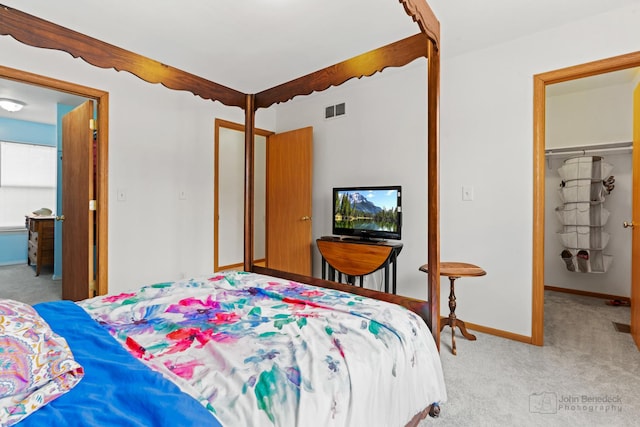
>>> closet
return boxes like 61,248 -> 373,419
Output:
544,69 -> 636,299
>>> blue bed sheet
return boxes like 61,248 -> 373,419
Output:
20,300 -> 222,427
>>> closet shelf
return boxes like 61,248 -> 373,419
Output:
560,251 -> 613,274
559,200 -> 604,205
560,246 -> 610,251
561,178 -> 611,183
559,230 -> 610,251
545,141 -> 632,158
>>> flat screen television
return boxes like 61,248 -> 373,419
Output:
332,185 -> 402,241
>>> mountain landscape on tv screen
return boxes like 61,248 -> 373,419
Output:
334,191 -> 398,233
346,192 -> 382,215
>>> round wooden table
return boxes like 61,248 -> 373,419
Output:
419,262 -> 486,355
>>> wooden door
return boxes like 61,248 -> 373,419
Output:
266,127 -> 313,276
632,82 -> 640,349
61,100 -> 94,301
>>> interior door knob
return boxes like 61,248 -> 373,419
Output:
55,215 -> 65,222
623,221 -> 635,228
301,216 -> 311,221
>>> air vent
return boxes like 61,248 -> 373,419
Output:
324,102 -> 346,120
325,105 -> 335,119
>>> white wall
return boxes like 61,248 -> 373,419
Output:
545,82 -> 633,297
274,60 -> 430,300
435,3 -> 640,336
0,35 -> 276,293
546,83 -> 633,148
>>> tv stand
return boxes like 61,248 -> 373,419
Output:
341,236 -> 385,243
316,236 -> 403,294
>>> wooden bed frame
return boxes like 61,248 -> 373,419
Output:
0,1 -> 442,347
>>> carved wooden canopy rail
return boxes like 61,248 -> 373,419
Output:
0,0 -> 441,345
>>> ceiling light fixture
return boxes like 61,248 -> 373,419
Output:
0,98 -> 27,112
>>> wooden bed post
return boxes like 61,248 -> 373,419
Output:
243,94 -> 256,272
427,39 -> 441,349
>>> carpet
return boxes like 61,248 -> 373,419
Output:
423,290 -> 639,427
0,263 -> 61,305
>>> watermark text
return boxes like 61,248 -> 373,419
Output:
530,392 -> 623,414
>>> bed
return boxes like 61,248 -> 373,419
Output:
2,271 -> 446,426
1,1 -> 445,425
0,2 -> 443,342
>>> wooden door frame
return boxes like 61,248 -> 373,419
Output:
0,65 -> 109,296
214,118 -> 272,271
532,51 -> 640,345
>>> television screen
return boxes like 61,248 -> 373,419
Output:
332,186 -> 402,240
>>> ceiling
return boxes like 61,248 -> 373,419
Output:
1,0 -> 640,124
430,0 -> 640,58
0,80 -> 87,124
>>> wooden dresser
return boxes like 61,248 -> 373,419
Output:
26,215 -> 55,276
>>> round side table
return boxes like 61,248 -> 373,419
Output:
419,262 -> 486,355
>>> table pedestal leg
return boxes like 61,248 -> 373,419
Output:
439,276 -> 476,355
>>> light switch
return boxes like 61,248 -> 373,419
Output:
462,185 -> 474,201
179,190 -> 187,200
117,189 -> 126,201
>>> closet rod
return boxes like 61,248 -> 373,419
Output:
545,144 -> 632,158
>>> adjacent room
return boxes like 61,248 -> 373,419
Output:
1,0 -> 639,426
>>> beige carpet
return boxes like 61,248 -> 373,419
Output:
0,263 -> 61,305
422,290 -> 638,427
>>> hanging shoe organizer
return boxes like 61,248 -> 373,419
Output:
555,156 -> 614,273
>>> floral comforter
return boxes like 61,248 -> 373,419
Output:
78,271 -> 447,427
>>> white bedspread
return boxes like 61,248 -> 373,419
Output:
79,271 -> 447,426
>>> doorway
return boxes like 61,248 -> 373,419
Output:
214,120 -> 313,276
0,64 -> 109,297
214,119 -> 271,271
532,51 -> 640,348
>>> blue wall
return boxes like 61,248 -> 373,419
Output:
0,116 -> 56,266
0,116 -> 55,145
0,230 -> 28,266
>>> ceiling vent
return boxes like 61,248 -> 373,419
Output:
325,102 -> 346,120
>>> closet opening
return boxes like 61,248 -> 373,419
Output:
532,52 -> 640,350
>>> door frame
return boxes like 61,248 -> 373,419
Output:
532,51 -> 640,345
0,65 -> 109,295
214,118 -> 272,271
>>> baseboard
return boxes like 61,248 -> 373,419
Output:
0,261 -> 27,267
461,321 -> 533,344
215,259 -> 266,272
544,285 -> 630,303
448,286 -> 631,347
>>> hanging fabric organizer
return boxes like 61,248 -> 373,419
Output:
555,156 -> 615,273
